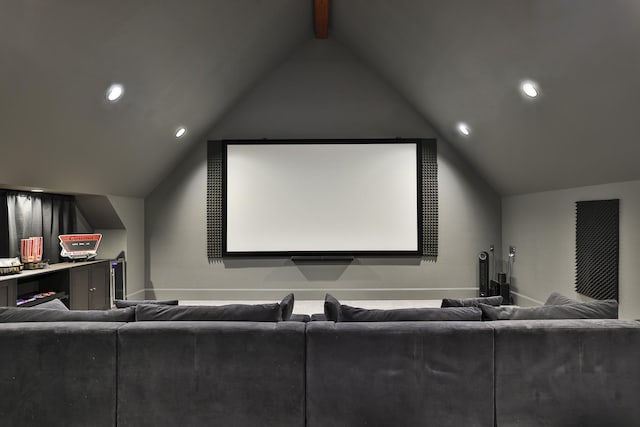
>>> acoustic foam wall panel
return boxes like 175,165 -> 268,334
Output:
575,199 -> 619,301
207,143 -> 224,260
421,140 -> 438,258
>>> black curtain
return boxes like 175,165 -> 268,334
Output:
5,191 -> 77,264
0,191 -> 8,257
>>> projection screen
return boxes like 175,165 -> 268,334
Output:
224,141 -> 421,256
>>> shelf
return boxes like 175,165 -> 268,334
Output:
17,291 -> 68,307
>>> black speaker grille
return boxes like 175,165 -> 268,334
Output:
575,199 -> 619,301
421,140 -> 438,258
207,143 -> 224,260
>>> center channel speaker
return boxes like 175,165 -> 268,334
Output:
478,251 -> 489,297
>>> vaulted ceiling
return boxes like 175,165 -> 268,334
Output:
2,0 -> 639,197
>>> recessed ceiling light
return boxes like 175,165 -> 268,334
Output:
520,80 -> 539,98
106,83 -> 124,102
31,189 -> 44,193
175,127 -> 187,138
457,122 -> 471,136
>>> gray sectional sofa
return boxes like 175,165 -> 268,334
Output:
1,306 -> 639,427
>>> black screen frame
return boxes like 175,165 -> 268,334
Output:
221,138 -> 425,258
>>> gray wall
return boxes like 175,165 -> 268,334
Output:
144,39 -> 501,301
107,195 -> 145,299
502,180 -> 640,319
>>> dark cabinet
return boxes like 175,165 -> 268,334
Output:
69,261 -> 110,310
0,260 -> 110,309
0,279 -> 17,307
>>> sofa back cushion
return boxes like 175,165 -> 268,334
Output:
117,321 -> 306,427
491,319 -> 640,427
339,305 -> 482,322
135,303 -> 283,321
0,306 -> 135,322
114,299 -> 179,308
134,293 -> 295,322
323,294 -> 481,322
0,322 -> 123,427
306,321 -> 495,427
479,300 -> 618,320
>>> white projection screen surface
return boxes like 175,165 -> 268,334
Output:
224,142 -> 420,255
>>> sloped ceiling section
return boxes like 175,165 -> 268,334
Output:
332,0 -> 640,195
75,195 -> 124,229
0,0 -> 311,197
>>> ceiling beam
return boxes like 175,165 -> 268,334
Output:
314,0 -> 329,39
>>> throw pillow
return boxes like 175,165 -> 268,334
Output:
544,292 -> 579,306
114,299 -> 179,308
279,293 -> 295,321
478,300 -> 618,321
324,294 -> 342,322
0,306 -> 135,322
135,303 -> 283,322
441,296 -> 503,308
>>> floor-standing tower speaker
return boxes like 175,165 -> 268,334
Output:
478,251 -> 489,297
110,259 -> 126,303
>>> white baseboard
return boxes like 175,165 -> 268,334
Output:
141,287 -> 480,301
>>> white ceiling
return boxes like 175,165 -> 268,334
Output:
2,0 -> 639,197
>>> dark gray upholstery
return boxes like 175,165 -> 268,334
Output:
0,322 -> 123,427
0,306 -> 135,322
288,313 -> 310,322
134,302 -> 283,321
117,321 -> 306,427
441,295 -> 503,307
479,300 -> 618,320
35,297 -> 69,310
491,319 -> 640,427
324,293 -> 482,321
114,299 -> 179,308
279,293 -> 295,320
338,305 -> 482,321
4,309 -> 639,427
306,321 -> 495,427
544,291 -> 578,305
